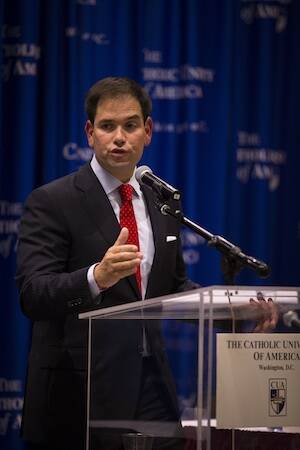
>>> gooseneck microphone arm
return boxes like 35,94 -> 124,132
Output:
135,166 -> 270,285
157,200 -> 270,284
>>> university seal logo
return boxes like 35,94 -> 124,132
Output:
269,378 -> 287,416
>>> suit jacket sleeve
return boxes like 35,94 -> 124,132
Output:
16,186 -> 95,320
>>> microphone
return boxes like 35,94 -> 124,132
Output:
210,235 -> 271,278
135,166 -> 181,201
283,310 -> 300,328
238,252 -> 270,278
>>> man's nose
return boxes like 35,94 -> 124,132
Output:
113,126 -> 126,146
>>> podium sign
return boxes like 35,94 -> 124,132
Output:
217,333 -> 300,428
79,286 -> 300,450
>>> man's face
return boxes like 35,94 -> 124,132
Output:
85,95 -> 153,182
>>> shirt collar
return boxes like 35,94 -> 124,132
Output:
90,154 -> 142,198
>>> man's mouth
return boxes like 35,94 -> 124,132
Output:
111,148 -> 127,154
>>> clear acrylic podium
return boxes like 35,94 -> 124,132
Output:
79,286 -> 300,450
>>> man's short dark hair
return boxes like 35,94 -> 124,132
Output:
85,77 -> 152,123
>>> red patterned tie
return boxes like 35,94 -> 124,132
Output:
118,184 -> 142,292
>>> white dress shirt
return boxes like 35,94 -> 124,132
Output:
87,155 -> 155,300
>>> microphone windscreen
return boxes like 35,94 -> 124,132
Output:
135,165 -> 152,184
283,310 -> 297,328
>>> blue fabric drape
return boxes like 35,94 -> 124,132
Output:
1,1 -> 300,448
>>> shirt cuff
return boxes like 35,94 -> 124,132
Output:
87,263 -> 102,299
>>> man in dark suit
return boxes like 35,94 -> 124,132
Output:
16,77 -> 198,450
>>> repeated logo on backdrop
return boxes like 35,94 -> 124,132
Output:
181,229 -> 205,266
1,24 -> 40,82
141,48 -> 213,135
0,378 -> 23,437
76,0 -> 96,5
240,0 -> 291,33
65,27 -> 109,46
0,201 -> 22,259
236,131 -> 287,191
62,142 -> 93,162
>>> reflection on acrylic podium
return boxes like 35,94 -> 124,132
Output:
79,286 -> 300,450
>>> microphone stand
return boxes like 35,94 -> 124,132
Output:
155,198 -> 270,285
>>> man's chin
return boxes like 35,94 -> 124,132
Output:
103,161 -> 136,181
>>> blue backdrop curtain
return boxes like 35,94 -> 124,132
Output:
1,0 -> 300,448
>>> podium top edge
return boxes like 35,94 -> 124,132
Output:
78,285 -> 300,320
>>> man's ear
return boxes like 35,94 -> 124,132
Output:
85,120 -> 94,147
144,116 -> 153,147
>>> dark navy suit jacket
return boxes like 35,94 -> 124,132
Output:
16,162 -> 197,449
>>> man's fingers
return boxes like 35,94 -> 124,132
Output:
114,227 -> 129,246
113,259 -> 142,273
109,251 -> 142,262
268,299 -> 279,328
110,244 -> 140,254
249,296 -> 279,333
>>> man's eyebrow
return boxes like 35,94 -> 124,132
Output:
125,114 -> 142,121
98,114 -> 142,123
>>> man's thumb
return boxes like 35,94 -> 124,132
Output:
114,227 -> 129,246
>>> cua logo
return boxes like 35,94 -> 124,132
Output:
269,378 -> 287,416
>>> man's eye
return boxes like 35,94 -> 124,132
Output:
100,123 -> 114,131
125,122 -> 138,131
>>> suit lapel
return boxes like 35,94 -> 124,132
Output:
75,163 -> 120,247
74,163 -> 140,298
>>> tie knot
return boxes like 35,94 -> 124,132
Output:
119,184 -> 133,202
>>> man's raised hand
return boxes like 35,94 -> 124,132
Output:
94,227 -> 142,290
